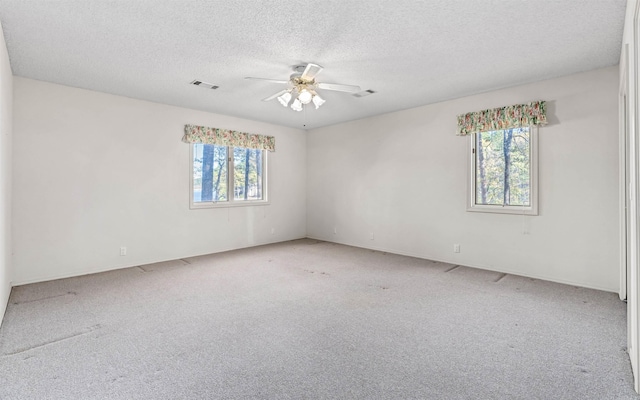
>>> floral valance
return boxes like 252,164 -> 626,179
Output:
182,124 -> 275,151
456,101 -> 547,136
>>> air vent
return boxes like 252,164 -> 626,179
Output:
190,80 -> 219,89
353,89 -> 376,98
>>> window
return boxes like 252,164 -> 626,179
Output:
191,143 -> 267,208
468,126 -> 538,215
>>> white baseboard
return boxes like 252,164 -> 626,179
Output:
0,280 -> 10,328
305,235 -> 618,294
12,236 -> 307,287
10,235 -> 616,294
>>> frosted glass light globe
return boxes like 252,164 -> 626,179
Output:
298,89 -> 313,104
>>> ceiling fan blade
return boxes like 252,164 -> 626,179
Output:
301,63 -> 324,81
245,77 -> 289,84
262,89 -> 288,102
317,82 -> 361,93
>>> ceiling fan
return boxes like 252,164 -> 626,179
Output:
245,63 -> 360,111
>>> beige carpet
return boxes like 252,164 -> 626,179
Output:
0,239 -> 636,399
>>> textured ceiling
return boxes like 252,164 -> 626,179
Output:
0,0 -> 627,129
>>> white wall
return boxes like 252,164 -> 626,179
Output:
12,78 -> 307,284
9,66 -> 620,293
307,66 -> 620,292
0,23 -> 12,326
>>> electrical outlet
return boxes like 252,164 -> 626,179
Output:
120,246 -> 127,256
333,227 -> 337,235
453,244 -> 460,253
369,232 -> 374,240
270,228 -> 275,234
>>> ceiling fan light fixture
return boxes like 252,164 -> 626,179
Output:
312,94 -> 325,109
298,89 -> 313,104
277,91 -> 292,107
291,98 -> 303,111
248,63 -> 359,113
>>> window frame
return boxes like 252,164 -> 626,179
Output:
189,144 -> 269,209
467,126 -> 538,215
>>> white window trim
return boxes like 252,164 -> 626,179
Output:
467,126 -> 538,216
189,144 -> 269,209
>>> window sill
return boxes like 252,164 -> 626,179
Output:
467,204 -> 538,216
190,200 -> 270,209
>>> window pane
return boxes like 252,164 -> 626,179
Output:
508,128 -> 530,206
193,144 -> 227,202
475,128 -> 530,206
233,147 -> 263,201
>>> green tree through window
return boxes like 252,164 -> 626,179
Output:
192,144 -> 265,206
471,127 -> 536,214
233,147 -> 263,201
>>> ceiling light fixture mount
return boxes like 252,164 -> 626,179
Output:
276,74 -> 324,111
246,63 -> 360,112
